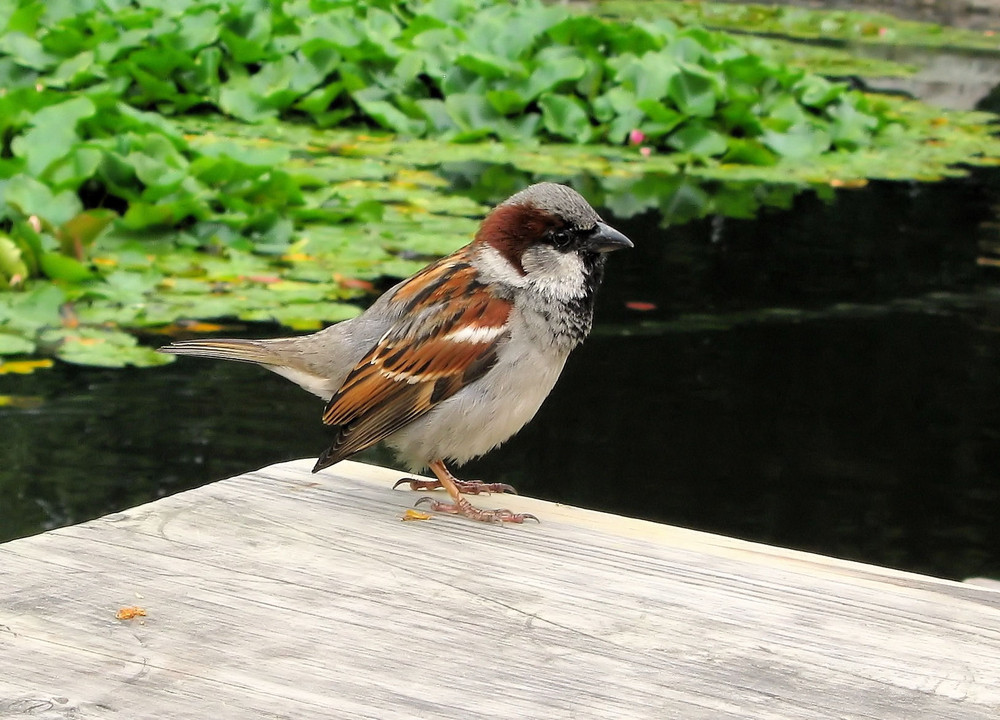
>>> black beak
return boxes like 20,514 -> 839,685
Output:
588,222 -> 633,253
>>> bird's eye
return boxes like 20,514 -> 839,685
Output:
549,229 -> 573,249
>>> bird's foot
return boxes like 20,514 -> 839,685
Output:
414,496 -> 538,524
393,477 -> 517,495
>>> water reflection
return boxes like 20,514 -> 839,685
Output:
862,45 -> 1000,111
2,168 -> 1000,582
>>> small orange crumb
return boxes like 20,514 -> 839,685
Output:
401,509 -> 432,521
116,606 -> 147,620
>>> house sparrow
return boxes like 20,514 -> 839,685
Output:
160,183 -> 632,523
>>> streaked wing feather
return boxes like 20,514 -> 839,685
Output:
314,385 -> 430,471
314,258 -> 512,469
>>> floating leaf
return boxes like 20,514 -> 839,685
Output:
0,237 -> 29,288
59,210 -> 117,258
0,394 -> 44,408
0,359 -> 53,374
0,31 -> 56,71
762,123 -> 832,158
668,123 -> 728,156
39,252 -> 95,282
2,175 -> 83,227
0,283 -> 65,333
0,333 -> 35,355
525,49 -> 587,99
539,94 -> 594,144
668,65 -> 718,118
48,326 -> 174,368
11,96 -> 96,176
599,0 -> 1000,53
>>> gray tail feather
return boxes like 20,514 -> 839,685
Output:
158,338 -> 282,366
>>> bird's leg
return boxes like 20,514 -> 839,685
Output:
393,475 -> 517,495
412,460 -> 537,523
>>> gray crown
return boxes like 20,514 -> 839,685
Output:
503,182 -> 602,229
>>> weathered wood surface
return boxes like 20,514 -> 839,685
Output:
2,459 -> 999,719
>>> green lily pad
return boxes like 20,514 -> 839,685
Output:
2,175 -> 83,227
39,252 -> 95,282
0,283 -> 65,334
0,236 -> 29,287
0,333 -> 35,355
46,326 -> 174,367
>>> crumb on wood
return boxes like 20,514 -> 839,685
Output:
116,606 -> 147,620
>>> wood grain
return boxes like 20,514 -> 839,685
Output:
1,459 -> 998,719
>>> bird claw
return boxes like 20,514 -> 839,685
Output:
394,477 -> 517,495
413,496 -> 538,524
461,480 -> 518,496
393,477 -> 425,491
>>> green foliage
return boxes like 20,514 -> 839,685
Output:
0,0 -> 896,155
0,0 -> 906,292
0,87 -> 374,279
759,37 -> 917,79
597,1 -> 1000,53
0,0 -> 998,369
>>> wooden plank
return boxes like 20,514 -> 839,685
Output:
1,458 -> 999,719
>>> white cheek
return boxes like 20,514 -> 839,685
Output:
473,245 -> 528,288
521,246 -> 586,300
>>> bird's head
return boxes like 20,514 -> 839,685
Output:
473,183 -> 632,296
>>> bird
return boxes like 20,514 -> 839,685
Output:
160,182 -> 632,523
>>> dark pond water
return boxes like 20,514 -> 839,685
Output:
3,166 -> 1000,582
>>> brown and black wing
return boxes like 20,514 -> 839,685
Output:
312,260 -> 512,472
